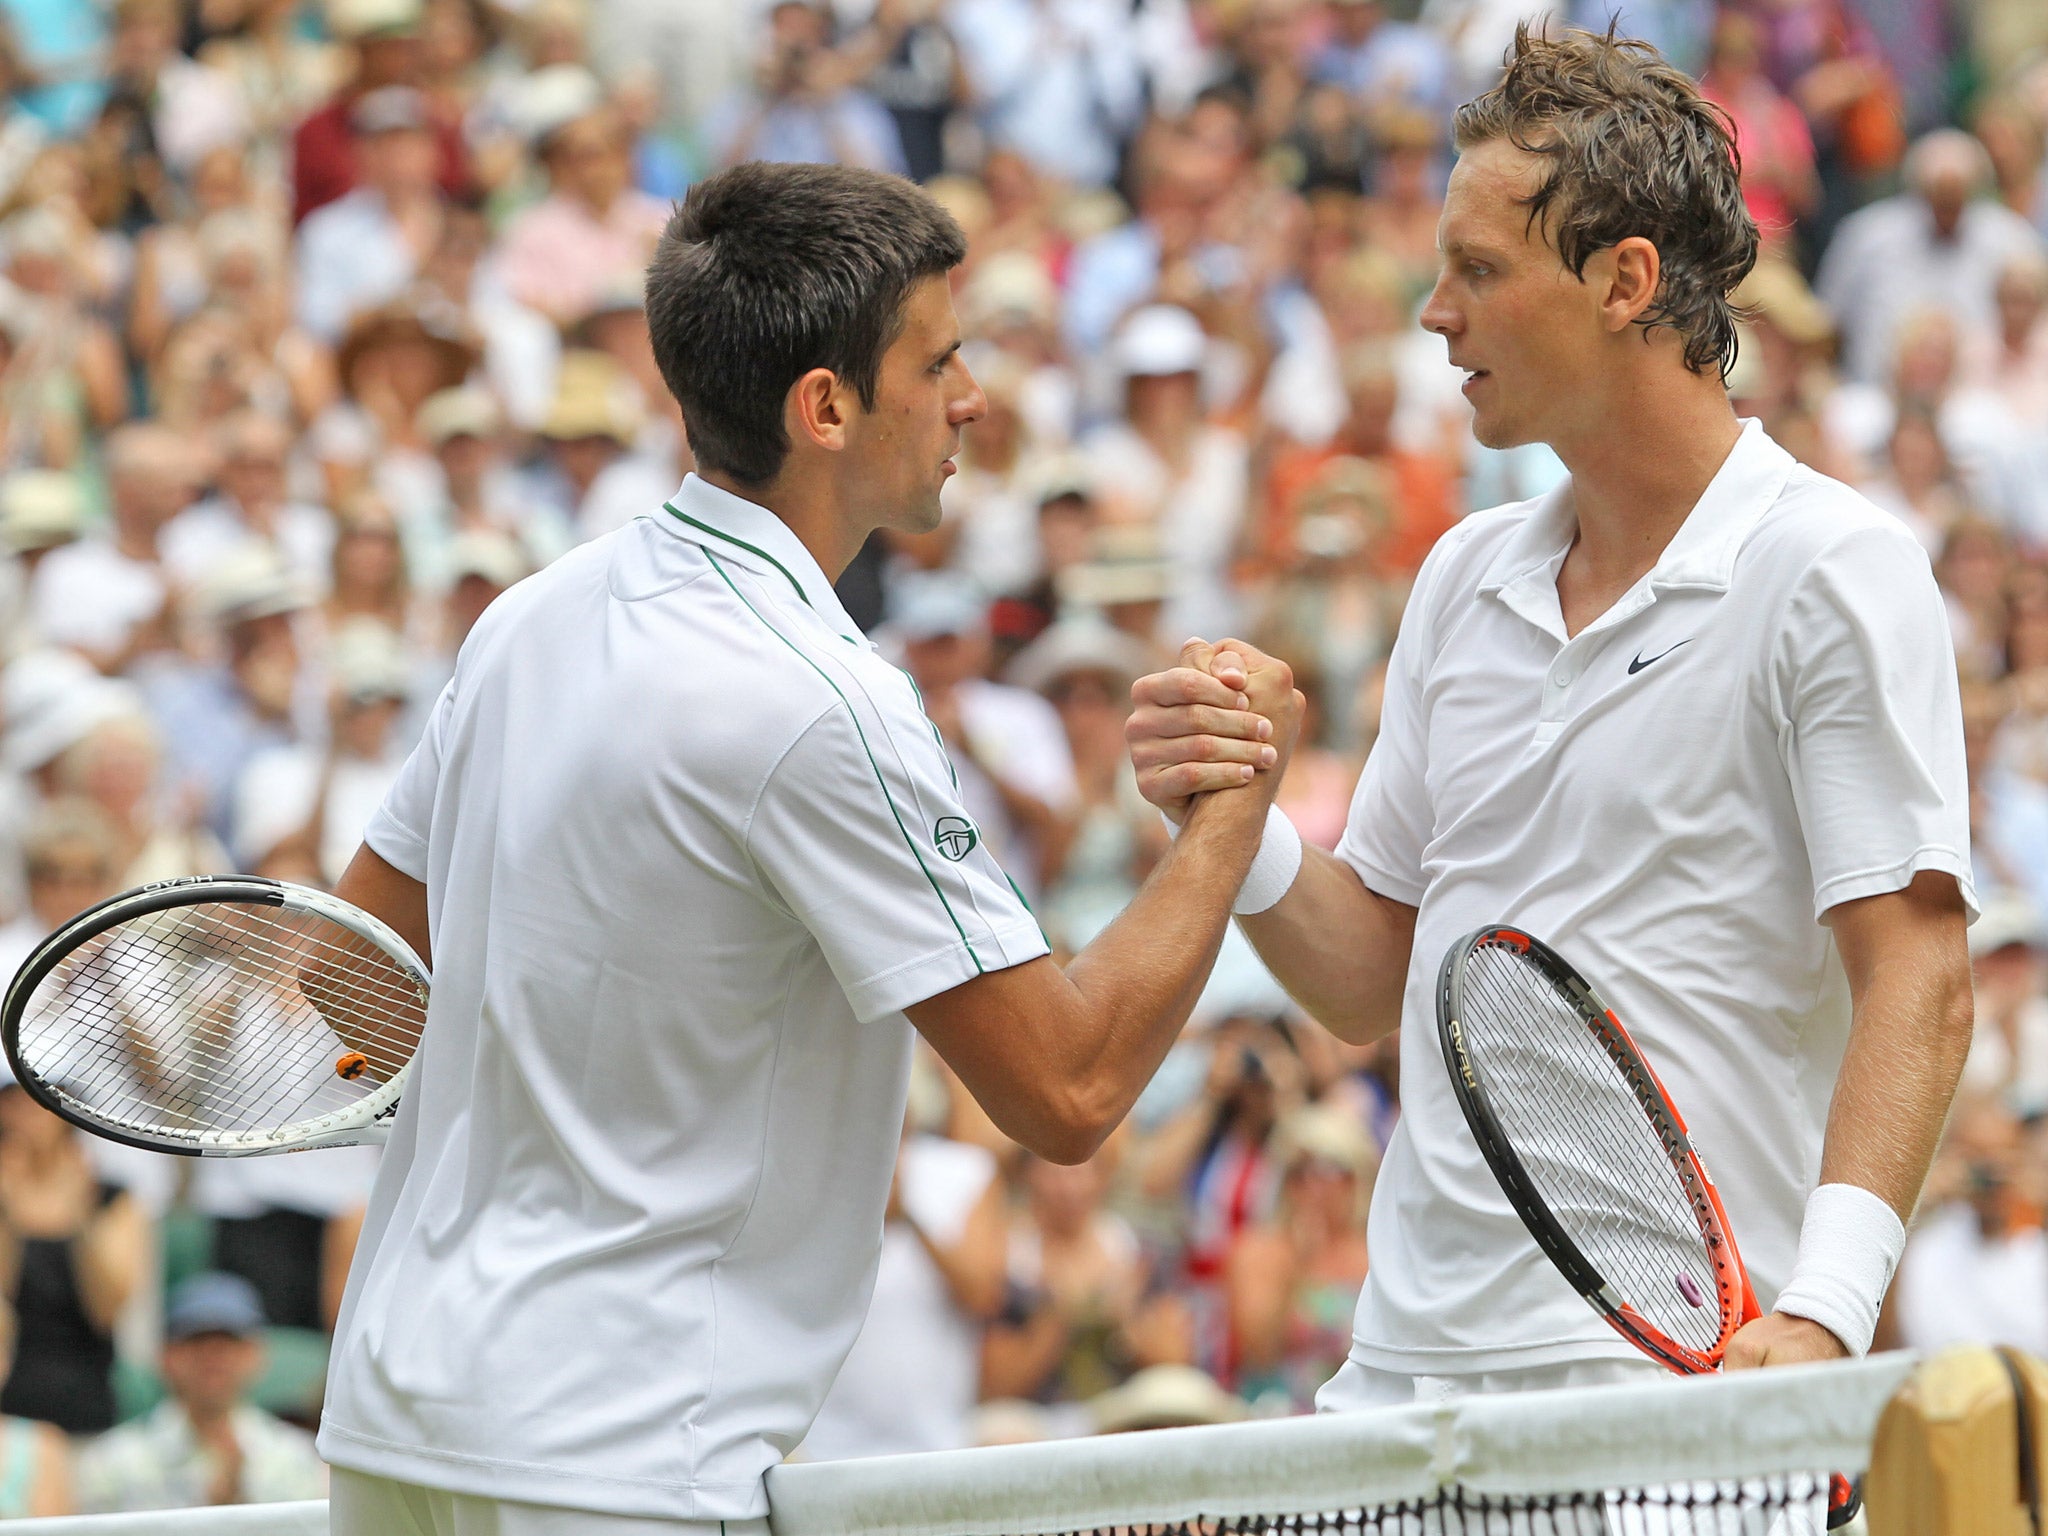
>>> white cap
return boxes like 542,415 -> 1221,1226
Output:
885,571 -> 987,642
515,63 -> 606,147
1970,893 -> 2043,959
2,650 -> 143,773
1113,304 -> 1206,379
1004,618 -> 1152,696
330,618 -> 412,703
196,547 -> 312,625
445,530 -> 527,591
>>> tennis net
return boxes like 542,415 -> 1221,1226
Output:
5,1353 -> 1914,1536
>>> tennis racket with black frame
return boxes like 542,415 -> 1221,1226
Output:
2,875 -> 429,1156
1436,924 -> 1858,1527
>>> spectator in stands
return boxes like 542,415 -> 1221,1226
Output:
1818,129 -> 2045,383
525,349 -> 674,543
1009,616 -> 1163,952
702,1 -> 906,175
233,615 -> 410,881
949,0 -> 1142,190
161,409 -> 335,595
29,425 -> 194,678
0,1298 -> 72,1516
1893,1094 -> 2048,1357
293,85 -> 447,342
291,0 -> 466,225
982,1146 -> 1155,1405
1226,1104 -> 1375,1411
496,79 -> 668,327
0,977 -> 148,1436
143,548 -> 311,839
1084,305 -> 1250,642
74,1272 -> 328,1511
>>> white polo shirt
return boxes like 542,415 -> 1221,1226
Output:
317,475 -> 1047,1520
1331,418 -> 1975,1379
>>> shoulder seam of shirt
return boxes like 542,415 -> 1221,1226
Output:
703,549 -> 986,974
1765,515 -> 1936,725
739,698 -> 847,900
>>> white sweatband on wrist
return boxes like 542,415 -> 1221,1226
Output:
1160,804 -> 1305,915
1769,1182 -> 1907,1357
1233,805 -> 1304,915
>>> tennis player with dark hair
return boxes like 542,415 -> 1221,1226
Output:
1130,26 -> 1975,1407
313,161 -> 1301,1536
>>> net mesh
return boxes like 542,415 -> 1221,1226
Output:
0,1358 -> 1911,1536
11,897 -> 426,1150
1458,941 -> 1721,1355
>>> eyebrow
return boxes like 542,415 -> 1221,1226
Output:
932,338 -> 962,366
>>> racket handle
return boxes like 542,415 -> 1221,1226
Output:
1826,1472 -> 1862,1529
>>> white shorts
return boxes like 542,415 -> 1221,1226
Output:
1315,1352 -> 1666,1411
329,1468 -> 773,1536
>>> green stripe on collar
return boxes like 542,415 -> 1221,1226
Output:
663,501 -> 810,609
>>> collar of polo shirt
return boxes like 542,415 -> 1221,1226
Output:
1476,419 -> 1798,614
658,473 -> 869,646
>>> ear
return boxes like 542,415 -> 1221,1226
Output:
785,366 -> 854,455
1598,235 -> 1662,335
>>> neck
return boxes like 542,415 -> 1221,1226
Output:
700,466 -> 866,581
184,1401 -> 234,1437
113,518 -> 158,561
1549,372 -> 1742,588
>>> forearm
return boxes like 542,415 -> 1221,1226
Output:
1235,846 -> 1415,1044
1818,942 -> 1974,1217
1056,789 -> 1270,1132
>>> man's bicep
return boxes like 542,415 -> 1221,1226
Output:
332,843 -> 432,972
1823,869 -> 1970,1001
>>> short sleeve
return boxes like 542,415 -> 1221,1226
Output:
747,698 -> 1050,1024
363,676 -> 456,882
1774,523 -> 1978,921
1336,538 -> 1458,905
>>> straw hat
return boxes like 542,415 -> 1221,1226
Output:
0,470 -> 86,554
539,351 -> 642,444
1090,1366 -> 1247,1433
1005,617 -> 1153,696
336,298 -> 481,393
1058,525 -> 1177,608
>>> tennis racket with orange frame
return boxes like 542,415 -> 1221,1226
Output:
1436,924 -> 1858,1526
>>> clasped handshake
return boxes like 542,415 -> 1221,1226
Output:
1125,637 -> 1308,825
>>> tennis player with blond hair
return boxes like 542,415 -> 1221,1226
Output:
1129,26 -> 1976,1410
314,161 -> 1301,1536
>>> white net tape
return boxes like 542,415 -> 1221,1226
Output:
0,1355 -> 1913,1536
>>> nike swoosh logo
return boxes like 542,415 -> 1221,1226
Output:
1627,639 -> 1693,675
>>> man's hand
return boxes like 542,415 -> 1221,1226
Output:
1127,638 -> 1293,823
1722,1312 -> 1850,1371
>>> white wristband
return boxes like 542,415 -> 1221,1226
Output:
1160,803 -> 1305,915
1234,804 -> 1305,914
1769,1183 -> 1907,1357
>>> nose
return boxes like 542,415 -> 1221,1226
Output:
952,368 -> 988,427
1419,268 -> 1459,339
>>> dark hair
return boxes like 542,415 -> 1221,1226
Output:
644,162 -> 968,485
1454,24 -> 1757,381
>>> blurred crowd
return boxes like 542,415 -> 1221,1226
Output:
0,0 -> 2036,1516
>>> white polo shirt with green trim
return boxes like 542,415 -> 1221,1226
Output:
318,474 -> 1047,1521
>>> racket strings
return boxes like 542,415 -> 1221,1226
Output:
14,900 -> 426,1145
1462,943 -> 1724,1354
